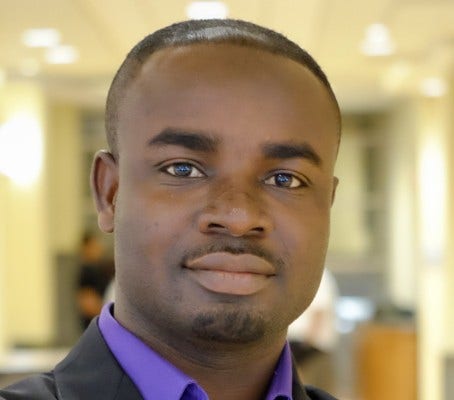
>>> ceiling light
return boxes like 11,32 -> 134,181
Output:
186,1 -> 228,20
420,77 -> 447,98
360,23 -> 395,56
0,113 -> 43,186
45,45 -> 79,64
22,28 -> 60,48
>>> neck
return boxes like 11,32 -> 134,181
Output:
130,319 -> 288,400
158,335 -> 288,400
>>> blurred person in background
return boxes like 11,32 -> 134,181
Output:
0,18 -> 341,400
76,232 -> 113,329
288,269 -> 339,391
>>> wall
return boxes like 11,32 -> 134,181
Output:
0,82 -> 53,347
384,89 -> 453,400
385,100 -> 418,309
444,72 -> 454,356
0,84 -> 87,350
330,118 -> 371,257
46,103 -> 84,255
416,92 -> 451,400
0,175 -> 8,354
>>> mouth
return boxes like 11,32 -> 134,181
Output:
184,252 -> 276,296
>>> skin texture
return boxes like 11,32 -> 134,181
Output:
92,43 -> 339,400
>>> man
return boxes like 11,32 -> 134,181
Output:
0,19 -> 340,399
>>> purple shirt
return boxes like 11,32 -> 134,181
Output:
99,304 -> 293,400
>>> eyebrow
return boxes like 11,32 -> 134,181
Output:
262,142 -> 322,166
149,128 -> 321,166
148,128 -> 219,152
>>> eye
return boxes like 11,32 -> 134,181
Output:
264,172 -> 306,188
163,162 -> 205,178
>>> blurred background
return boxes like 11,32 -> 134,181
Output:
0,1 -> 453,399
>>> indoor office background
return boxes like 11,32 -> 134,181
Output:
0,1 -> 453,399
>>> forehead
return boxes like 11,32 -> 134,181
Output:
134,43 -> 331,104
117,43 -> 339,163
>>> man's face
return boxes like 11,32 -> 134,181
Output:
94,43 -> 339,346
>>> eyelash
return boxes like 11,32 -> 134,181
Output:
160,162 -> 308,189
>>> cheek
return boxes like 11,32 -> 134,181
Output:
278,211 -> 330,278
275,199 -> 331,304
278,193 -> 331,247
113,190 -> 191,307
114,184 -> 198,266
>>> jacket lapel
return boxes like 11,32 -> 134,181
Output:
53,319 -> 143,400
291,360 -> 311,400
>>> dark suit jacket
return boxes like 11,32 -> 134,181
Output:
0,320 -> 337,400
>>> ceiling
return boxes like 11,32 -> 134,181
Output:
0,0 -> 453,111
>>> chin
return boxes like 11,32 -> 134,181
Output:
191,309 -> 267,343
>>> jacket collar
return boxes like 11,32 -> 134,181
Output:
54,320 -> 142,400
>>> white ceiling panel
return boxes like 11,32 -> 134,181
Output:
0,0 -> 452,110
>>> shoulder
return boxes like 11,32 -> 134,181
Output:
305,385 -> 339,400
0,372 -> 57,399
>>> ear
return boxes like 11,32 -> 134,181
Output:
331,176 -> 339,206
91,150 -> 118,233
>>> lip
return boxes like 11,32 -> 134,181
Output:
185,252 -> 275,296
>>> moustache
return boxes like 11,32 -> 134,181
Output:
182,240 -> 285,272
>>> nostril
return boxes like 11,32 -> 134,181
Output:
208,223 -> 225,229
198,206 -> 272,236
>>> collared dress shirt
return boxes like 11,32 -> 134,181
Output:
99,303 -> 293,400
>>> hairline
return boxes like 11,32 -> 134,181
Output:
105,20 -> 341,158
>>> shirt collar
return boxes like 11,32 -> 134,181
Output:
99,303 -> 293,400
265,341 -> 293,400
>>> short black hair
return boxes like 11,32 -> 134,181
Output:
105,18 -> 340,157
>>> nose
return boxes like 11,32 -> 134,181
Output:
197,188 -> 273,237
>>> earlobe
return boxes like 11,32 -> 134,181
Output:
91,150 -> 118,233
331,176 -> 339,205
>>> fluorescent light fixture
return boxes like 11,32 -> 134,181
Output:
186,1 -> 228,19
0,114 -> 43,186
45,45 -> 79,64
420,77 -> 447,98
22,28 -> 60,48
360,23 -> 395,56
